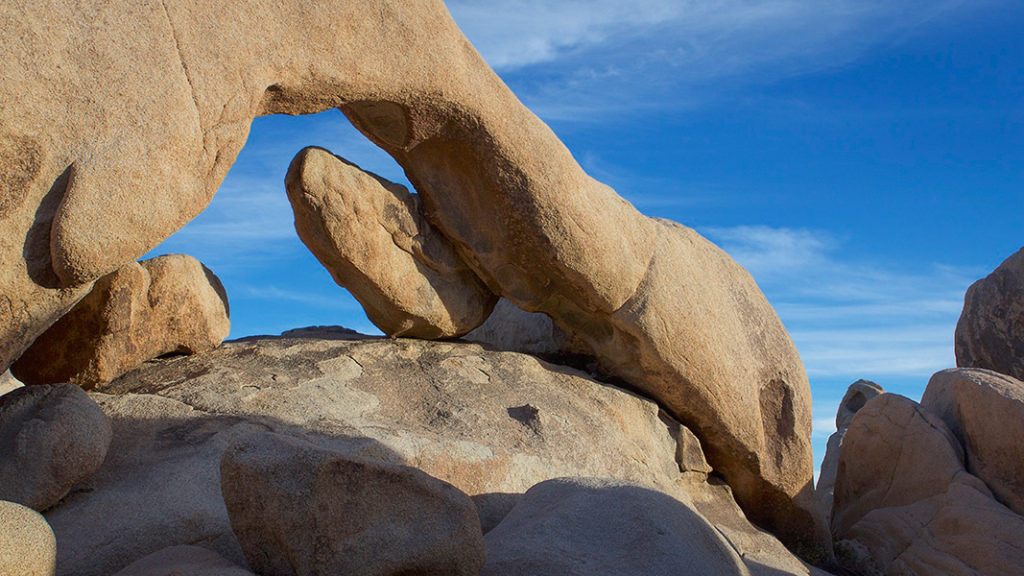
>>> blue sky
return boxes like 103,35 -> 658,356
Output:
148,1 -> 1024,475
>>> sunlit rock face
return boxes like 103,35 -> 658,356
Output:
0,0 -> 819,550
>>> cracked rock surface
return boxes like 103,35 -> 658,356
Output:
44,331 -> 820,576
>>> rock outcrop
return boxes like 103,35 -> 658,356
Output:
286,147 -> 496,338
481,477 -> 749,576
0,384 -> 111,511
43,332 -> 822,576
12,255 -> 229,388
955,247 -> 1024,380
815,379 -> 884,522
0,1 -> 817,547
0,500 -> 56,576
110,546 -> 255,576
464,298 -> 586,361
222,431 -> 485,576
922,367 -> 1024,516
831,393 -> 1024,575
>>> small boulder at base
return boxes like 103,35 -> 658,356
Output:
955,246 -> 1024,380
0,500 -> 56,576
481,477 -> 750,576
221,431 -> 485,576
922,367 -> 1024,516
110,546 -> 255,576
816,379 -> 884,521
0,384 -> 111,511
286,147 -> 496,339
831,393 -> 1024,575
12,254 -> 230,389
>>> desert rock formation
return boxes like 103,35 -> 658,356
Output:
0,384 -> 111,511
922,367 -> 1024,516
222,431 -> 485,576
285,147 -> 496,338
955,247 -> 1024,380
815,379 -> 884,521
831,393 -> 1024,575
0,0 -> 817,546
12,255 -> 229,388
42,332 -> 823,576
481,477 -> 750,576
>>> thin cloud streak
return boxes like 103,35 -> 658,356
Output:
702,225 -> 971,381
449,0 -> 981,119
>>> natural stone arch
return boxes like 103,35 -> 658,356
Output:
0,0 -> 825,552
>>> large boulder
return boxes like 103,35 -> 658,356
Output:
0,384 -> 111,511
12,255 -> 229,388
285,147 -> 496,338
922,367 -> 1024,516
0,500 -> 56,576
464,298 -> 587,362
110,546 -> 255,576
481,477 -> 749,576
43,332 -> 822,576
831,393 -> 1024,575
0,1 -> 817,548
222,431 -> 485,576
955,247 -> 1024,380
815,380 -> 884,521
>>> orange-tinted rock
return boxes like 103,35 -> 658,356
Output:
12,255 -> 229,389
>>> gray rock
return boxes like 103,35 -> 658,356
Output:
482,477 -> 750,576
0,371 -> 21,397
922,367 -> 1024,516
221,431 -> 485,576
110,546 -> 254,576
955,247 -> 1024,380
0,384 -> 111,511
43,333 -> 823,576
0,500 -> 56,576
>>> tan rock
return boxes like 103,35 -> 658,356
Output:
12,255 -> 229,388
45,332 -> 821,576
816,380 -> 884,522
922,367 -> 1024,516
955,247 -> 1024,380
0,371 -> 21,397
222,431 -> 485,576
0,0 -> 815,547
285,147 -> 496,338
832,393 -> 1024,575
110,546 -> 255,576
0,384 -> 111,511
481,477 -> 750,576
0,500 -> 56,576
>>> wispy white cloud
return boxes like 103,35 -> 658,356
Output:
701,226 -> 974,382
448,0 -> 981,118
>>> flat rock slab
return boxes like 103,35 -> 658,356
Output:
0,384 -> 111,511
43,332 -> 820,576
222,431 -> 484,576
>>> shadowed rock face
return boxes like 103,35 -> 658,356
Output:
0,0 -> 818,549
12,255 -> 229,388
955,247 -> 1024,380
